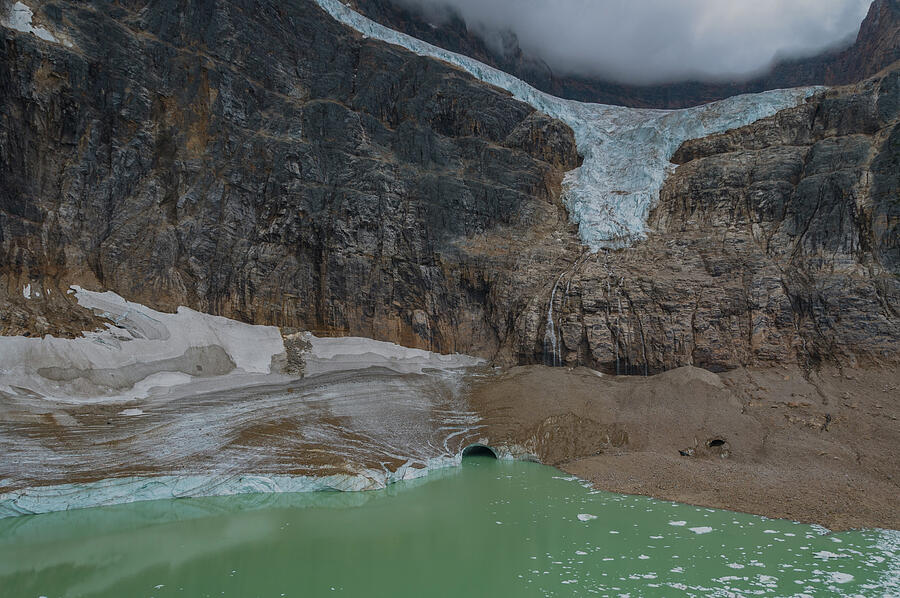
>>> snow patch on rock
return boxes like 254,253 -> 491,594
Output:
1,1 -> 68,45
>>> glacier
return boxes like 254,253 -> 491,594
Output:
0,288 -> 488,517
314,0 -> 821,250
0,286 -> 482,404
301,331 -> 483,376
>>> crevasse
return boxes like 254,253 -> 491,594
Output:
314,0 -> 821,250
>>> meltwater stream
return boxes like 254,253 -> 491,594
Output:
2,457 -> 897,598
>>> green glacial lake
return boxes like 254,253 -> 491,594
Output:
1,457 -> 897,597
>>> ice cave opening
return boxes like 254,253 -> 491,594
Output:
461,444 -> 498,459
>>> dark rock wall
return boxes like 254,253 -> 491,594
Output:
0,0 -> 578,353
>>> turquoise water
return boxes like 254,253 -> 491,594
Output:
1,457 -> 897,597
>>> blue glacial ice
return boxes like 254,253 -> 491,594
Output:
314,0 -> 821,250
0,457 -> 464,518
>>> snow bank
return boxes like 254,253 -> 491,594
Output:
0,288 -> 490,516
0,287 -> 286,403
302,332 -> 484,376
0,286 -> 485,405
314,0 -> 819,250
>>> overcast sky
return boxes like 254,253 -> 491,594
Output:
395,0 -> 872,84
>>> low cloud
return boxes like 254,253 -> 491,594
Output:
394,0 -> 872,84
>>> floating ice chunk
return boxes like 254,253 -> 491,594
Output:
577,513 -> 598,522
313,0 -> 818,250
668,521 -> 687,526
553,475 -> 581,482
689,526 -> 714,534
814,551 -> 848,560
828,572 -> 854,584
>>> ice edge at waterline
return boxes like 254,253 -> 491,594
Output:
0,446 -> 531,518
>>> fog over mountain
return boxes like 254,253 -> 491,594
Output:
394,0 -> 871,84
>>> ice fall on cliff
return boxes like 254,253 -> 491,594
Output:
315,0 -> 820,250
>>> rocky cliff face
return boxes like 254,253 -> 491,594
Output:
349,0 -> 900,108
0,0 -> 578,355
2,0 -> 898,373
524,69 -> 900,372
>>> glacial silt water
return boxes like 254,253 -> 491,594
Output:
1,457 -> 897,597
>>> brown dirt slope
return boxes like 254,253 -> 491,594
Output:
467,364 -> 900,531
